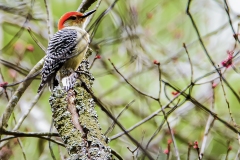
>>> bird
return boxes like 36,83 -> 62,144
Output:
37,10 -> 96,93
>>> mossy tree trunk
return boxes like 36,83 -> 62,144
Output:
49,58 -> 112,160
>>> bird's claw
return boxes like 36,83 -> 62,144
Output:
62,73 -> 77,91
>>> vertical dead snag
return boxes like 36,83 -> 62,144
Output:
49,57 -> 112,159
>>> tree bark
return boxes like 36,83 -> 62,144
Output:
49,56 -> 112,159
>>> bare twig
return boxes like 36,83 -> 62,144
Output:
199,82 -> 216,158
105,100 -> 135,136
0,135 -> 64,147
183,43 -> 194,83
48,120 -> 56,160
145,100 -> 181,152
12,113 -> 27,160
43,0 -> 52,40
223,0 -> 240,44
27,27 -> 46,52
111,149 -> 123,160
109,59 -> 158,101
225,145 -> 232,160
0,91 -> 43,148
0,69 -> 9,101
186,0 -> 240,103
77,0 -> 97,13
81,80 -> 154,160
219,67 -> 235,125
156,63 -> 180,159
0,57 -> 45,128
0,0 -> 35,53
16,138 -> 27,160
0,129 -> 59,137
162,80 -> 239,134
85,0 -> 102,27
110,98 -> 182,141
14,92 -> 43,131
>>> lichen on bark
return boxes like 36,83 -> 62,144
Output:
49,58 -> 112,160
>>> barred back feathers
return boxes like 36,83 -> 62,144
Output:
37,29 -> 78,93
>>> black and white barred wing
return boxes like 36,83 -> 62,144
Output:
37,29 -> 78,93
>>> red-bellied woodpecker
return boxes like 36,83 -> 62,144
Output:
37,10 -> 96,93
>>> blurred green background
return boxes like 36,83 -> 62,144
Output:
0,0 -> 240,159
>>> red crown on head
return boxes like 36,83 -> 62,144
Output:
58,12 -> 84,30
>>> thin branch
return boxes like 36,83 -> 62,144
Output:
14,92 -> 43,131
162,80 -> 239,135
145,100 -> 181,151
0,135 -> 64,147
48,120 -> 56,160
85,0 -> 102,27
186,0 -> 240,103
0,91 -> 43,148
157,62 -> 162,106
111,149 -> 123,160
105,100 -> 135,136
0,69 -> 9,101
0,57 -> 44,128
199,82 -> 216,159
88,0 -> 118,40
16,138 -> 27,160
81,80 -> 154,160
110,98 -> 182,141
27,27 -> 46,52
156,63 -> 180,159
43,0 -> 52,40
12,113 -> 27,160
0,0 -> 35,53
0,129 -> 59,137
109,59 -> 158,101
77,0 -> 97,13
223,0 -> 240,44
219,67 -> 235,124
183,43 -> 194,83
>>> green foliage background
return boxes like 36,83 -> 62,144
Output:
0,0 -> 240,159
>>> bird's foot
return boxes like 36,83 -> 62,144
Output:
61,72 -> 77,91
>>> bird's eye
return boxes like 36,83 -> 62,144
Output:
69,16 -> 77,20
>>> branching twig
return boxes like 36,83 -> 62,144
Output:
186,0 -> 240,103
27,27 -> 46,52
109,59 -> 158,101
105,100 -> 135,136
156,63 -> 180,160
0,0 -> 35,53
81,80 -> 154,160
162,80 -> 239,134
0,57 -> 45,129
110,100 -> 182,141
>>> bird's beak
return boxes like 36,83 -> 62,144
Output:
82,10 -> 96,18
